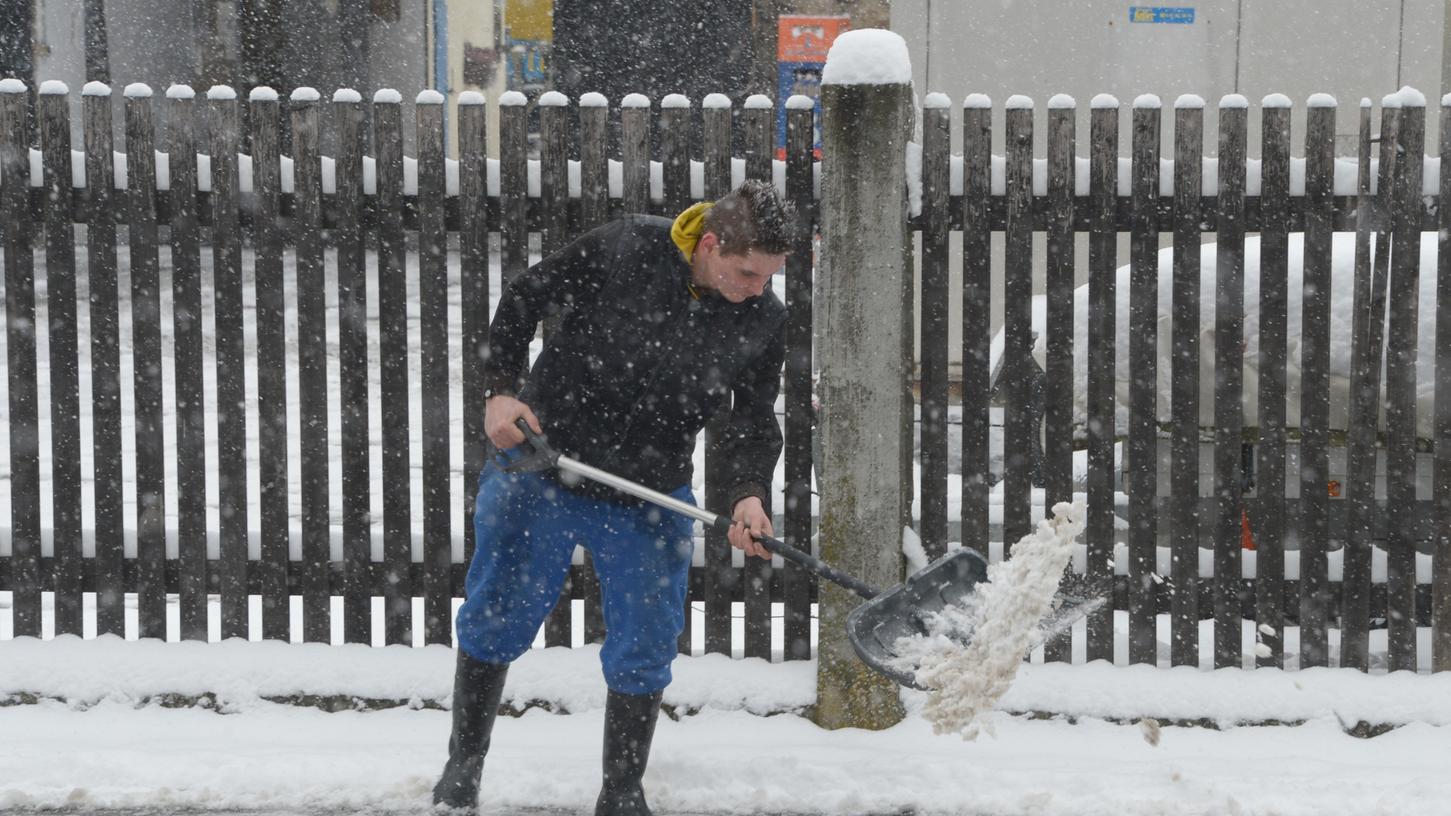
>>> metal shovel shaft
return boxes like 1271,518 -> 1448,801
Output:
553,453 -> 881,600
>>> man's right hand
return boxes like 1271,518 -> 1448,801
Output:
484,395 -> 542,449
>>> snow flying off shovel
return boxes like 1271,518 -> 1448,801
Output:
504,420 -> 1007,690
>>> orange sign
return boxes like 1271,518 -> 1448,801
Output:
778,15 -> 851,63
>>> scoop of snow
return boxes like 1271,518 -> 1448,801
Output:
821,29 -> 912,86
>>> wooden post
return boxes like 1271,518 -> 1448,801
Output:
1002,96 -> 1034,550
918,93 -> 950,559
1127,94 -> 1161,666
1085,95 -> 1118,663
458,91 -> 489,585
701,94 -> 734,656
960,95 -> 992,560
1042,94 -> 1076,663
499,92 -> 528,286
814,30 -> 912,730
1170,95 -> 1204,668
578,93 -> 609,231
1436,92 -> 1451,673
783,96 -> 816,661
621,94 -> 651,215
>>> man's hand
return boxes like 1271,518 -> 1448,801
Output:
484,395 -> 541,449
728,496 -> 774,560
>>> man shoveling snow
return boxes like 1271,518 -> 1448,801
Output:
892,501 -> 1089,739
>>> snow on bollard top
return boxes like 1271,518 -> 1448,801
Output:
579,92 -> 607,107
1174,94 -> 1204,109
82,81 -> 112,97
1048,94 -> 1075,110
166,84 -> 196,100
458,91 -> 485,106
702,93 -> 731,109
621,93 -> 650,108
249,86 -> 277,102
1005,94 -> 1033,110
538,91 -> 568,107
373,89 -> 402,104
208,85 -> 238,101
498,90 -> 525,106
744,94 -> 773,109
0,78 -> 27,94
1219,94 -> 1249,109
963,93 -> 992,109
417,89 -> 446,105
332,88 -> 362,104
1307,93 -> 1337,108
288,87 -> 318,103
1444,93 -> 1451,108
1262,93 -> 1292,109
1091,93 -> 1119,109
923,92 -> 951,109
894,501 -> 1089,740
786,94 -> 816,110
124,83 -> 153,98
821,29 -> 911,86
1383,86 -> 1425,108
39,80 -> 68,95
661,93 -> 690,108
1133,93 -> 1161,109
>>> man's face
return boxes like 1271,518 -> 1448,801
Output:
696,235 -> 786,303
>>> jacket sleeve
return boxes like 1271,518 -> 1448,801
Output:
482,221 -> 622,397
720,324 -> 786,511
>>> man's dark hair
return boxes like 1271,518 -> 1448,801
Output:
703,179 -> 796,256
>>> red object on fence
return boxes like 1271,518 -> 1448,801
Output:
1241,508 -> 1257,550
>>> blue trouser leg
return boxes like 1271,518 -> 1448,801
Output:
587,495 -> 695,695
456,463 -> 695,696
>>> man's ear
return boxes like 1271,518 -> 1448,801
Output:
696,231 -> 719,254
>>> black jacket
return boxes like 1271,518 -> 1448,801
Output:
483,215 -> 786,508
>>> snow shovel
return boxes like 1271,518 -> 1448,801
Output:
502,419 -> 1098,690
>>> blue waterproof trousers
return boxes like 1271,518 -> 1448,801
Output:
456,461 -> 695,695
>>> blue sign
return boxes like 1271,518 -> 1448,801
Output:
1129,6 -> 1195,24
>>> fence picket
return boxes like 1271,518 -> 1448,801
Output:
1002,100 -> 1033,550
1299,100 -> 1336,668
2,83 -> 40,637
208,88 -> 249,640
1255,98 -> 1291,668
579,96 -> 609,231
539,94 -> 570,256
458,94 -> 488,592
1043,96 -> 1075,663
961,97 -> 991,560
1386,96 -> 1425,672
1170,97 -> 1204,667
248,88 -> 289,641
83,84 -> 124,637
39,86 -> 83,635
783,99 -> 816,660
1085,98 -> 1118,662
500,95 -> 528,285
1437,96 -> 1451,673
126,86 -> 167,640
1213,98 -> 1248,669
659,95 -> 690,217
1127,97 -> 1160,665
291,90 -> 330,643
701,97 -> 732,656
740,97 -> 773,659
622,97 -> 650,216
417,93 -> 453,646
167,86 -> 206,641
373,92 -> 413,645
919,97 -> 950,559
1341,99 -> 1380,670
335,90 -> 370,645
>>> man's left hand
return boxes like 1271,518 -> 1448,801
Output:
728,496 -> 774,560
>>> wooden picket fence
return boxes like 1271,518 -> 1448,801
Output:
0,80 -> 1447,672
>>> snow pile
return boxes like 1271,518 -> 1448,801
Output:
906,502 -> 1085,739
821,29 -> 912,86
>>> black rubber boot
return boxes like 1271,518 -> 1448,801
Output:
431,651 -> 510,814
595,689 -> 664,816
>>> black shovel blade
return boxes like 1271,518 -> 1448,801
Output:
846,548 -> 990,691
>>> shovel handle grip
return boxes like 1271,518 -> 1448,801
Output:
710,517 -> 878,601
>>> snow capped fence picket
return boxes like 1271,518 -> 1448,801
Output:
0,78 -> 1447,676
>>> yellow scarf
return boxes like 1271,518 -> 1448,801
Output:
670,202 -> 712,262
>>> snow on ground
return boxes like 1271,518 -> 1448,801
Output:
2,632 -> 1449,815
